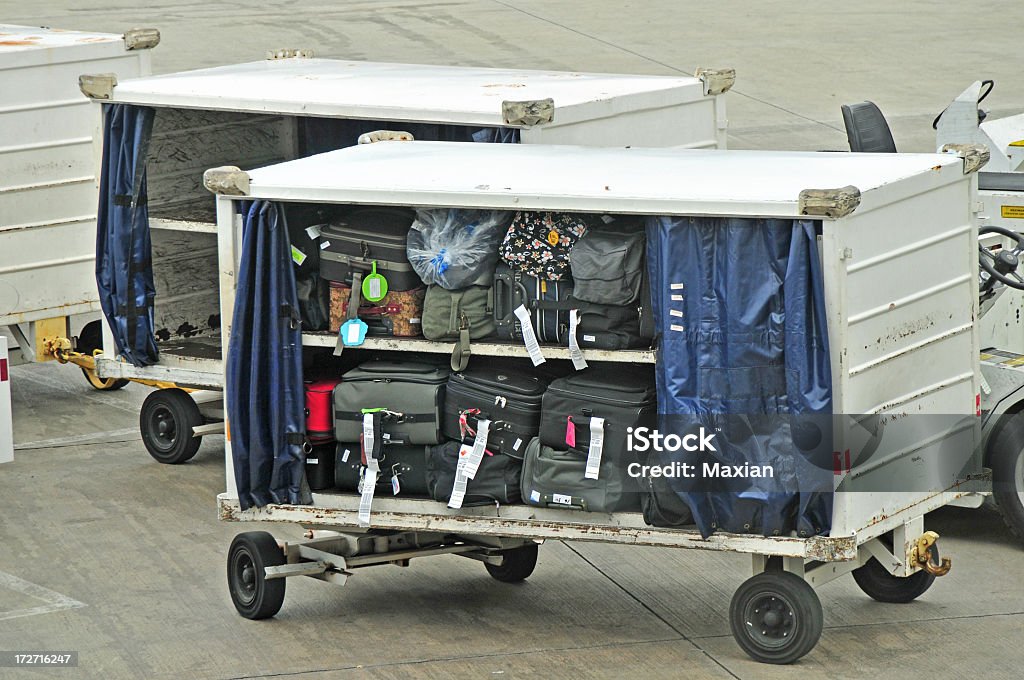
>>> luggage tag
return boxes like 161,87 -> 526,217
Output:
448,442 -> 474,509
567,309 -> 588,370
339,318 -> 368,347
362,261 -> 388,302
358,412 -> 382,526
513,305 -> 546,366
565,416 -> 576,448
584,416 -> 605,480
391,464 -> 401,496
462,419 -> 490,480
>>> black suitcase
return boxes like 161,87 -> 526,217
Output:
425,440 -> 524,506
319,207 -> 421,291
305,442 -> 336,491
442,367 -> 549,456
493,263 -> 573,344
333,359 -> 449,445
334,442 -> 429,495
569,297 -> 653,350
539,366 -> 657,456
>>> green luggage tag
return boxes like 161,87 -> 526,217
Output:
362,261 -> 388,302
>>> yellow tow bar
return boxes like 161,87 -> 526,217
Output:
43,336 -> 184,391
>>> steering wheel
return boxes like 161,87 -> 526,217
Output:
979,225 -> 1024,290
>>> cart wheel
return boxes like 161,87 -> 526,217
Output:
989,414 -> 1024,546
76,321 -> 128,391
485,544 -> 538,583
730,571 -> 823,665
852,556 -> 935,603
140,388 -> 202,464
227,532 -> 286,620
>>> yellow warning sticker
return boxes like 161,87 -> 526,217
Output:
1003,205 -> 1024,219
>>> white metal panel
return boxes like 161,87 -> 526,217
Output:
109,58 -> 709,127
0,336 -> 11,463
243,142 -> 965,217
0,25 -> 151,328
825,178 -> 981,536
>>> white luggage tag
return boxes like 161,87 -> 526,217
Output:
462,418 -> 490,480
513,304 -> 546,366
568,309 -> 588,370
448,442 -> 474,509
584,416 -> 605,480
358,413 -> 380,526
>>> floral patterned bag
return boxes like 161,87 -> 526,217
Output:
498,211 -> 591,281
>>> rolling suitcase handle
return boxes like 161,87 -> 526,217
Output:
536,492 -> 589,511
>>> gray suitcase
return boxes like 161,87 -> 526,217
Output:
332,360 -> 450,445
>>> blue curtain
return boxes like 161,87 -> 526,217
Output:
95,104 -> 159,367
227,201 -> 308,510
645,216 -> 833,538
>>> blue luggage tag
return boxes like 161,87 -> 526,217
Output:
339,318 -> 368,347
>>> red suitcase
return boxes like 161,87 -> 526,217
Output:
305,378 -> 342,443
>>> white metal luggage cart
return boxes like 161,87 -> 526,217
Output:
70,54 -> 733,464
207,141 -> 989,663
0,24 -> 156,383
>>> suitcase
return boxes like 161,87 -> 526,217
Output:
425,440 -> 524,505
328,282 -> 425,336
305,442 -> 336,491
493,263 -> 573,344
569,297 -> 653,350
333,360 -> 449,445
319,207 -> 421,291
520,437 -> 640,512
305,378 -> 342,443
334,442 -> 429,495
442,367 -> 549,457
538,367 -> 657,456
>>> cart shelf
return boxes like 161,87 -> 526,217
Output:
300,331 -> 657,364
217,492 -> 857,561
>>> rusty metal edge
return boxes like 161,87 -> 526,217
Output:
694,67 -> 736,96
798,184 -> 862,218
502,98 -> 555,127
940,142 -> 990,174
216,496 -> 851,559
123,28 -> 160,51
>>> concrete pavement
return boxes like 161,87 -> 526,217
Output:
3,2 -> 1024,678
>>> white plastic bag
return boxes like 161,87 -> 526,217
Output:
407,209 -> 512,289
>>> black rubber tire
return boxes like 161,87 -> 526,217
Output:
852,555 -> 935,603
485,544 -> 539,583
729,571 -> 823,665
227,532 -> 286,620
989,413 -> 1024,546
140,388 -> 203,464
76,321 -> 129,391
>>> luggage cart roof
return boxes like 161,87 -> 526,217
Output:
107,58 -> 708,126
234,141 -> 967,218
0,24 -> 133,67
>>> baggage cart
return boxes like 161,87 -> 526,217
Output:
207,140 -> 988,663
71,54 -> 734,462
0,24 -> 156,385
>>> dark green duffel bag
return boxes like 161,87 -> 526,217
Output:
521,437 -> 641,513
425,440 -> 523,506
421,284 -> 496,371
